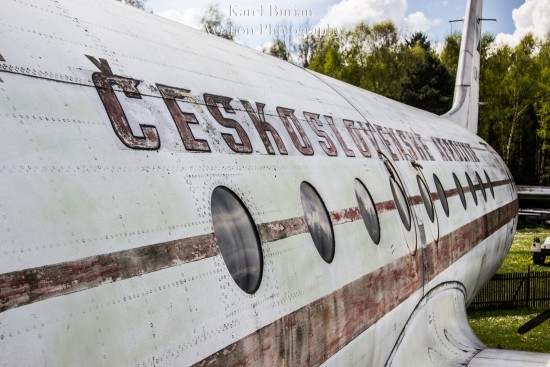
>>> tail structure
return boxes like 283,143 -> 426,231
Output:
443,0 -> 483,134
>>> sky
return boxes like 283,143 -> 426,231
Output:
144,0 -> 550,50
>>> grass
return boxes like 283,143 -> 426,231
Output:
468,308 -> 550,352
467,223 -> 550,353
496,224 -> 550,273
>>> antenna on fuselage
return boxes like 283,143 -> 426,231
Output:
442,0 -> 483,134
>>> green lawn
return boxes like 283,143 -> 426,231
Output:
467,224 -> 550,353
497,224 -> 550,273
468,308 -> 550,352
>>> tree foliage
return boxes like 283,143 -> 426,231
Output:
477,33 -> 550,184
308,21 -> 414,100
440,32 -> 461,79
400,33 -> 453,114
200,5 -> 235,40
267,39 -> 290,61
116,0 -> 146,9
258,15 -> 550,184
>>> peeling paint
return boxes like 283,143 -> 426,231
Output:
194,200 -> 517,366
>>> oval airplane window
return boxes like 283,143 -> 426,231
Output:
476,172 -> 487,202
355,179 -> 381,244
484,170 -> 495,199
300,182 -> 335,263
433,174 -> 449,217
465,172 -> 478,205
211,186 -> 263,294
417,176 -> 435,223
453,173 -> 467,209
390,176 -> 411,231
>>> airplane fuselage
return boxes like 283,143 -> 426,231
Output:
0,0 -> 519,366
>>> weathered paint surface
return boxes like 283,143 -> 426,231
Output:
0,180 -> 511,314
195,200 -> 517,366
0,0 -> 542,366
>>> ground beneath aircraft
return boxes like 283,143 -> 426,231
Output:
467,224 -> 550,353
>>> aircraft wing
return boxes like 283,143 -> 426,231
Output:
517,185 -> 550,200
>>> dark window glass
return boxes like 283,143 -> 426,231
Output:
300,182 -> 335,263
355,179 -> 381,244
453,173 -> 467,209
211,186 -> 263,294
476,172 -> 487,202
417,176 -> 435,222
433,174 -> 449,217
484,170 -> 495,198
390,176 -> 412,231
466,172 -> 478,205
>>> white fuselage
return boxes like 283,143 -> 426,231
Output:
0,1 -> 518,366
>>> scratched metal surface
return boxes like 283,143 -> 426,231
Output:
0,0 -> 530,366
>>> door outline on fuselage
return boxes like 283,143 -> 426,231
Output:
378,152 -> 418,256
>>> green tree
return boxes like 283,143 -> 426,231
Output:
406,31 -> 431,50
296,33 -> 318,67
308,21 -> 418,101
503,34 -> 540,166
478,42 -> 512,154
267,39 -> 290,61
359,21 -> 409,99
309,35 -> 343,80
200,4 -> 235,40
400,32 -> 454,114
535,35 -> 550,182
265,22 -> 294,62
478,33 -> 545,184
116,0 -> 146,9
440,32 -> 461,81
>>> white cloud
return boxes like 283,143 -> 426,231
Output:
494,0 -> 550,47
432,40 -> 445,55
404,11 -> 441,33
158,7 -> 205,29
257,40 -> 273,52
316,0 -> 441,40
318,0 -> 407,30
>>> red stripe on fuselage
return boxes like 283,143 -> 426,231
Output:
195,199 -> 518,366
0,179 -> 514,313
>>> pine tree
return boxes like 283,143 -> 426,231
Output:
400,32 -> 453,115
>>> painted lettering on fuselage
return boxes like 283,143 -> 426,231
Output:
88,56 -> 478,163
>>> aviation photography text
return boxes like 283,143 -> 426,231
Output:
202,4 -> 342,40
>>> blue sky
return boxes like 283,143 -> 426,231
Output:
145,0 -> 549,50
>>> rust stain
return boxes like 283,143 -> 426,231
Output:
325,115 -> 355,157
204,94 -> 253,153
276,107 -> 314,156
376,200 -> 396,213
407,195 -> 424,206
0,180 -> 516,314
303,112 -> 338,157
194,199 -> 518,366
257,217 -> 308,243
445,188 -> 458,198
241,100 -> 288,155
330,207 -> 361,225
92,72 -> 160,150
0,233 -> 217,313
85,55 -> 113,75
157,84 -> 211,152
492,179 -> 511,188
